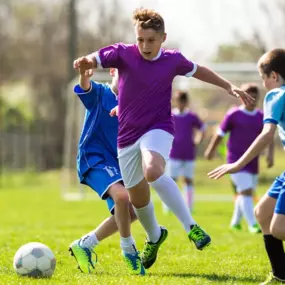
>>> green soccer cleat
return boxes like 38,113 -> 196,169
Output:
188,224 -> 211,250
260,273 -> 285,284
230,224 -> 242,231
249,223 -> 262,234
122,251 -> 146,275
141,226 -> 168,269
69,239 -> 97,273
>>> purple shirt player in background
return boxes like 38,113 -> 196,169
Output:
205,83 -> 274,234
74,8 -> 254,269
163,91 -> 205,213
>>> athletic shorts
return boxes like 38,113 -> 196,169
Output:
82,163 -> 123,214
118,129 -> 174,189
230,172 -> 258,193
167,159 -> 195,179
267,171 -> 285,215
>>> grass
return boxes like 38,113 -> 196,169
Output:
0,155 -> 284,285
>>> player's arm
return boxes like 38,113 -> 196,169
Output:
266,138 -> 275,168
74,43 -> 124,73
194,125 -> 206,145
79,69 -> 93,91
192,65 -> 254,106
204,134 -> 223,160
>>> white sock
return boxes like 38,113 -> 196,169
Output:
151,174 -> 196,232
133,202 -> 161,243
184,184 -> 194,210
239,195 -> 256,227
80,231 -> 99,250
120,236 -> 137,255
230,196 -> 243,226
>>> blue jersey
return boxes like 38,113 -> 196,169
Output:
74,81 -> 118,181
263,85 -> 285,148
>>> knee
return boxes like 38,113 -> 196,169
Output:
112,190 -> 129,207
270,224 -> 285,240
255,204 -> 270,226
144,164 -> 164,182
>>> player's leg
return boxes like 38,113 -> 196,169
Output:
256,174 -> 285,284
107,183 -> 145,275
230,172 -> 260,233
141,129 -> 211,250
118,141 -> 164,270
162,159 -> 180,213
182,160 -> 195,212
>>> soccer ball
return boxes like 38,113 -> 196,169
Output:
13,242 -> 56,278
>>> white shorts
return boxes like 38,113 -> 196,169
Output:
118,129 -> 174,189
230,172 -> 258,193
167,159 -> 195,179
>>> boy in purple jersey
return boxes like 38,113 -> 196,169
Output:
205,84 -> 274,234
208,49 -> 285,285
74,8 -> 253,269
163,91 -> 205,213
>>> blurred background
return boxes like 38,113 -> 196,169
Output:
0,0 -> 284,193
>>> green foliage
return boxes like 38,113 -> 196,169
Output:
214,41 -> 265,63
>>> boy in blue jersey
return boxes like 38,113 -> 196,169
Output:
208,48 -> 285,285
69,67 -> 145,275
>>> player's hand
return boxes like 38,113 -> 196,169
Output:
227,85 -> 255,107
208,162 -> 240,179
110,106 -> 118,117
73,56 -> 94,71
84,69 -> 93,78
266,155 -> 274,168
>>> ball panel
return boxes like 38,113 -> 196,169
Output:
22,255 -> 37,271
31,248 -> 44,258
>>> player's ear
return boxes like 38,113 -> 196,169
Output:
162,33 -> 167,43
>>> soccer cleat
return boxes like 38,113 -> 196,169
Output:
122,251 -> 145,275
249,224 -> 262,234
230,224 -> 242,231
260,273 -> 285,284
141,226 -> 168,269
69,239 -> 97,273
188,224 -> 211,250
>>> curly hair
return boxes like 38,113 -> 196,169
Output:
132,8 -> 165,33
258,48 -> 285,80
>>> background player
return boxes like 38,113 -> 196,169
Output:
205,83 -> 274,233
208,48 -> 285,285
163,91 -> 205,213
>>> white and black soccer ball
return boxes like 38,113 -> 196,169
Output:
13,242 -> 56,278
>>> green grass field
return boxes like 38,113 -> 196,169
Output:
0,156 -> 284,285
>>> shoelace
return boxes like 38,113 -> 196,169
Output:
143,243 -> 157,259
190,227 -> 205,241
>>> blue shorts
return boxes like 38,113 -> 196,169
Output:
267,172 -> 285,214
82,163 -> 123,214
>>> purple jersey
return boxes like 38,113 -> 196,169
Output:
93,43 -> 197,148
219,106 -> 263,174
170,109 -> 204,160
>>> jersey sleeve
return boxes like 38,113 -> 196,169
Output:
73,80 -> 103,110
94,43 -> 127,69
218,112 -> 233,137
263,90 -> 285,125
175,51 -> 197,77
193,114 -> 204,130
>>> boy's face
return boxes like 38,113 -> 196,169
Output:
244,91 -> 259,110
135,25 -> 166,60
177,100 -> 188,110
259,69 -> 279,90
